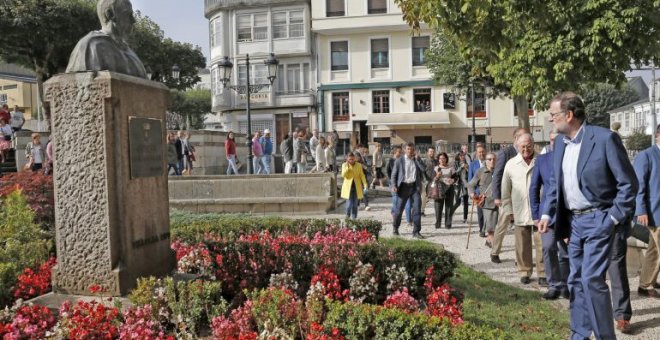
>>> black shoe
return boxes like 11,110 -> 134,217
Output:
520,276 -> 531,284
479,232 -> 486,238
485,240 -> 492,248
637,287 -> 660,298
543,289 -> 560,300
412,233 -> 425,239
654,282 -> 660,289
538,278 -> 548,287
393,229 -> 400,236
445,225 -> 452,229
490,255 -> 501,264
463,219 -> 467,223
560,288 -> 570,299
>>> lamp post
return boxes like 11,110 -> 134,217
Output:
470,81 -> 477,153
217,53 -> 279,174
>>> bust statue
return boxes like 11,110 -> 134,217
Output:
66,0 -> 147,78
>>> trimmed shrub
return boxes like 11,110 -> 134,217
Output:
0,171 -> 55,230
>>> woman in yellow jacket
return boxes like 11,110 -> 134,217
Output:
341,152 -> 368,219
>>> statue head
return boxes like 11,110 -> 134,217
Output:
98,0 -> 135,41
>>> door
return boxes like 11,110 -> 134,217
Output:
275,114 -> 289,153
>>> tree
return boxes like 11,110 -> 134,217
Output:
579,83 -> 640,128
625,130 -> 653,151
169,89 -> 212,130
396,0 -> 660,129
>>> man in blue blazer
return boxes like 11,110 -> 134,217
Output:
530,130 -> 569,300
468,144 -> 487,237
539,92 -> 638,340
391,142 -> 427,238
634,124 -> 660,298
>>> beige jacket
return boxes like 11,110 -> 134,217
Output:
501,153 -> 536,226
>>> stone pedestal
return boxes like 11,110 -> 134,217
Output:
44,71 -> 174,296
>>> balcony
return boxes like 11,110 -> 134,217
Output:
365,111 -> 450,127
205,0 -> 306,17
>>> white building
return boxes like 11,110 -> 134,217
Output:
205,0 -> 316,149
609,78 -> 660,137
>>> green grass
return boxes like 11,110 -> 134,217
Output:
451,263 -> 570,340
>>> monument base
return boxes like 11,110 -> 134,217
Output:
27,292 -> 132,315
45,71 -> 174,296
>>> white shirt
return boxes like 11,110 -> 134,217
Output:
31,144 -> 43,163
10,110 -> 24,128
561,124 -> 593,210
403,155 -> 416,183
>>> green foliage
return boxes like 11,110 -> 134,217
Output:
625,131 -> 654,151
168,89 -> 212,130
246,288 -> 303,337
451,264 -> 570,339
579,83 -> 640,128
128,277 -> 228,336
0,190 -> 52,307
169,212 -> 383,242
323,300 -> 504,339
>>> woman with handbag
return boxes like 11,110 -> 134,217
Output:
25,133 -> 46,172
225,131 -> 240,175
432,152 -> 456,229
467,152 -> 498,247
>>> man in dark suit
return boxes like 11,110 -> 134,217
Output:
539,92 -> 638,339
391,142 -> 426,238
468,144 -> 487,237
530,130 -> 569,299
490,127 -> 527,263
634,124 -> 660,298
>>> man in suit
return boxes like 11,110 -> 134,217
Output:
539,92 -> 638,339
491,127 -> 527,263
530,130 -> 569,299
634,124 -> 660,298
391,142 -> 427,239
468,144 -> 487,237
421,147 -> 438,216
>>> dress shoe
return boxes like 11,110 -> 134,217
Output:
637,287 -> 660,298
654,282 -> 660,289
485,240 -> 492,248
543,289 -> 560,300
392,229 -> 400,236
615,319 -> 632,334
520,276 -> 531,284
435,224 -> 441,229
538,278 -> 548,287
479,232 -> 486,238
445,225 -> 452,229
560,288 -> 570,299
490,255 -> 501,264
463,219 -> 467,223
412,233 -> 425,239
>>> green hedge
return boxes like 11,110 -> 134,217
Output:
170,211 -> 383,242
324,300 -> 505,340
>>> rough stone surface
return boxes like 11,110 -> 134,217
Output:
45,71 -> 174,296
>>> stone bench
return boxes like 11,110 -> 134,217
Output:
169,173 -> 336,215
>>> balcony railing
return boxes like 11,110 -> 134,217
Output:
205,0 -> 303,16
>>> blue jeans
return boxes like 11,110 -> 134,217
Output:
361,189 -> 369,207
168,163 -> 180,176
253,155 -> 263,174
226,155 -> 239,175
391,192 -> 411,223
176,158 -> 184,176
345,184 -> 358,219
261,154 -> 272,174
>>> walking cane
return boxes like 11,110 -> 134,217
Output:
466,201 -> 476,249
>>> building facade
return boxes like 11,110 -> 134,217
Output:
205,0 -> 316,150
609,78 -> 659,137
0,63 -> 38,119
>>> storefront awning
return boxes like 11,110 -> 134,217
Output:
366,111 -> 450,126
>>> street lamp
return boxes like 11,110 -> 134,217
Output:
217,53 -> 279,174
172,64 -> 181,80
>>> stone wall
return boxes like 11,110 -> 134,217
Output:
169,173 -> 336,215
172,130 -> 248,175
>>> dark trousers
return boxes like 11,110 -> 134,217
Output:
434,187 -> 455,228
608,226 -> 631,322
541,226 -> 569,291
568,211 -> 616,340
393,182 -> 421,234
345,184 -> 358,219
461,194 -> 468,220
477,206 -> 485,233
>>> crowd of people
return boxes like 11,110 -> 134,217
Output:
0,104 -> 52,175
166,130 -> 195,176
359,91 -> 659,339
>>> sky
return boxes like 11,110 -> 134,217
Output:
131,0 -> 210,65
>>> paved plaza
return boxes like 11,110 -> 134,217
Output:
297,193 -> 660,339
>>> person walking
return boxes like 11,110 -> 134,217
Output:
467,152 -> 498,248
309,129 -> 319,163
175,131 -> 184,176
354,151 -> 371,211
539,92 -> 638,339
252,131 -> 264,174
453,152 -> 470,223
167,133 -> 179,176
225,131 -> 240,175
260,129 -> 273,174
502,133 -> 545,285
325,139 -> 336,173
371,143 -> 386,188
314,136 -> 327,172
10,106 -> 25,132
391,142 -> 426,238
341,152 -> 368,219
295,131 -> 308,173
468,144 -> 487,237
182,131 -> 195,175
281,134 -> 294,174
530,130 -> 569,299
433,152 -> 456,229
421,147 -> 437,216
0,119 -> 12,163
490,127 -> 527,263
634,123 -> 660,298
388,145 -> 412,226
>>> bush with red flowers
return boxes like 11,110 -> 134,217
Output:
12,257 -> 56,301
0,304 -> 56,339
57,299 -> 121,339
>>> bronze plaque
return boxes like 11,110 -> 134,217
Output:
128,117 -> 164,178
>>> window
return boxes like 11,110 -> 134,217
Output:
287,64 -> 301,93
272,10 -> 304,39
332,92 -> 350,120
276,63 -> 310,95
210,18 -> 222,47
467,91 -> 486,118
2,84 -> 17,90
237,13 -> 268,41
0,94 -> 7,105
326,0 -> 345,17
368,0 -> 387,14
412,36 -> 430,66
303,63 -> 310,90
276,65 -> 285,93
372,90 -> 390,113
413,89 -> 432,112
238,64 -> 268,86
371,38 -> 389,69
331,41 -> 349,71
211,67 -> 222,96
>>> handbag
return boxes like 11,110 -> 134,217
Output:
426,179 -> 446,200
189,152 -> 196,162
